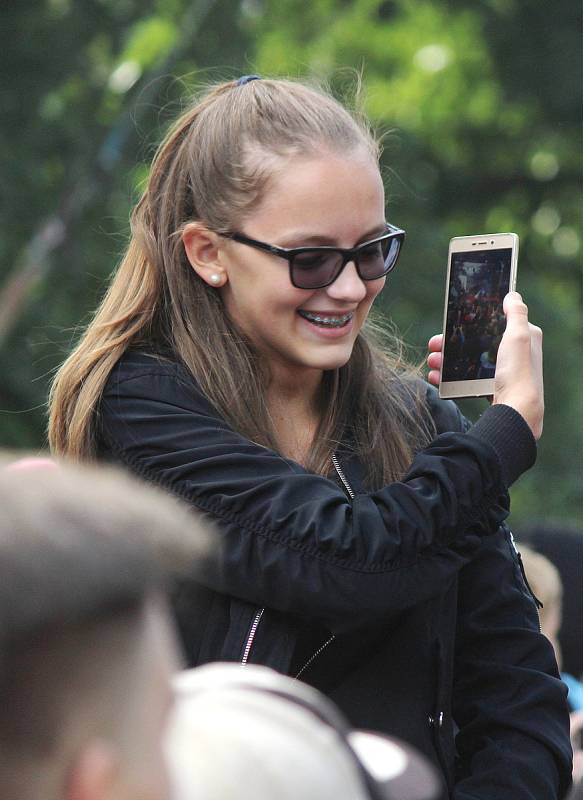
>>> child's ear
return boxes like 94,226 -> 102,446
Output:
66,740 -> 119,800
182,224 -> 227,288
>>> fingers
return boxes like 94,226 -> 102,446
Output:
427,351 -> 442,370
427,334 -> 443,353
427,369 -> 441,387
529,321 -> 543,347
427,333 -> 443,386
426,334 -> 443,386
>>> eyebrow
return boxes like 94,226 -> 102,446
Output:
277,224 -> 388,248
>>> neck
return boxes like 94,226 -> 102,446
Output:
265,362 -> 323,413
264,364 -> 323,464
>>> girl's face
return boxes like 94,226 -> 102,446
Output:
219,149 -> 387,386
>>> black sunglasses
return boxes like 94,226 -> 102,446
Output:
223,223 -> 405,290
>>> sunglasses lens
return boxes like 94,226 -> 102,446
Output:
291,251 -> 343,289
359,235 -> 402,280
384,236 -> 402,269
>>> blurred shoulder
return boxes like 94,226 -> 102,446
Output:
422,382 -> 470,435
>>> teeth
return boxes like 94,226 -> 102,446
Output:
299,311 -> 352,328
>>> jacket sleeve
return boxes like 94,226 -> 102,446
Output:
452,526 -> 573,799
98,358 -> 536,633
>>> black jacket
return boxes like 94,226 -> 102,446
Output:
98,350 -> 572,799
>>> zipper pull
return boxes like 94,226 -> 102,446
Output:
510,532 -> 543,610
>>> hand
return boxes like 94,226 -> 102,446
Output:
425,292 -> 544,440
492,292 -> 544,439
426,334 -> 443,388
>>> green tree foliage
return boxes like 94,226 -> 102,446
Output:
0,0 -> 248,444
250,0 -> 583,521
1,0 -> 581,522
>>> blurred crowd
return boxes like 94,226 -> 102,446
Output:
0,456 -> 581,800
516,532 -> 583,784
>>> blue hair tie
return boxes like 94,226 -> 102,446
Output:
236,74 -> 261,86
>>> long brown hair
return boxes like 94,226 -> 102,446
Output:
48,78 -> 434,487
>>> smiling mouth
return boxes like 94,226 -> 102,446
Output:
298,310 -> 354,328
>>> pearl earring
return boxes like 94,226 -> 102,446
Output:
209,274 -> 222,286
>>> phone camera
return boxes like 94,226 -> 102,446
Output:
490,240 -> 494,244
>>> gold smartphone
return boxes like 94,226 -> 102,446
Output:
439,232 -> 519,399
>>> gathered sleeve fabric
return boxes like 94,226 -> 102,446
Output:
97,353 -> 535,633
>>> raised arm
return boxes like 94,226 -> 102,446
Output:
98,352 -> 535,633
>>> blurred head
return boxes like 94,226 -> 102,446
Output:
516,522 -> 583,678
519,544 -> 563,664
0,463 -> 209,800
165,663 -> 441,800
5,456 -> 59,472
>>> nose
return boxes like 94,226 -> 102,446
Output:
325,260 -> 367,302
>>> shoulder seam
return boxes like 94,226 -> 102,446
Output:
108,367 -> 193,391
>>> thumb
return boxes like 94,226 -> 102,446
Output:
503,291 -> 529,328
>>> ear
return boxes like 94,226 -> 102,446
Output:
66,740 -> 120,800
182,223 -> 227,288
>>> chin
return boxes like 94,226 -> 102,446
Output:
311,351 -> 354,371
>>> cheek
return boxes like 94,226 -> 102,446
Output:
224,272 -> 309,315
268,287 -> 316,317
361,277 -> 386,311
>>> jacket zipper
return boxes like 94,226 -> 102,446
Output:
331,452 -> 355,499
429,639 -> 453,794
241,607 -> 264,666
294,634 -> 336,679
294,453 -> 354,680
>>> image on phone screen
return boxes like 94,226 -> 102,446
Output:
442,248 -> 512,383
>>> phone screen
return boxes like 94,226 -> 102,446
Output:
442,248 -> 512,383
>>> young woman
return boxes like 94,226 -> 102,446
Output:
49,77 -> 571,798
